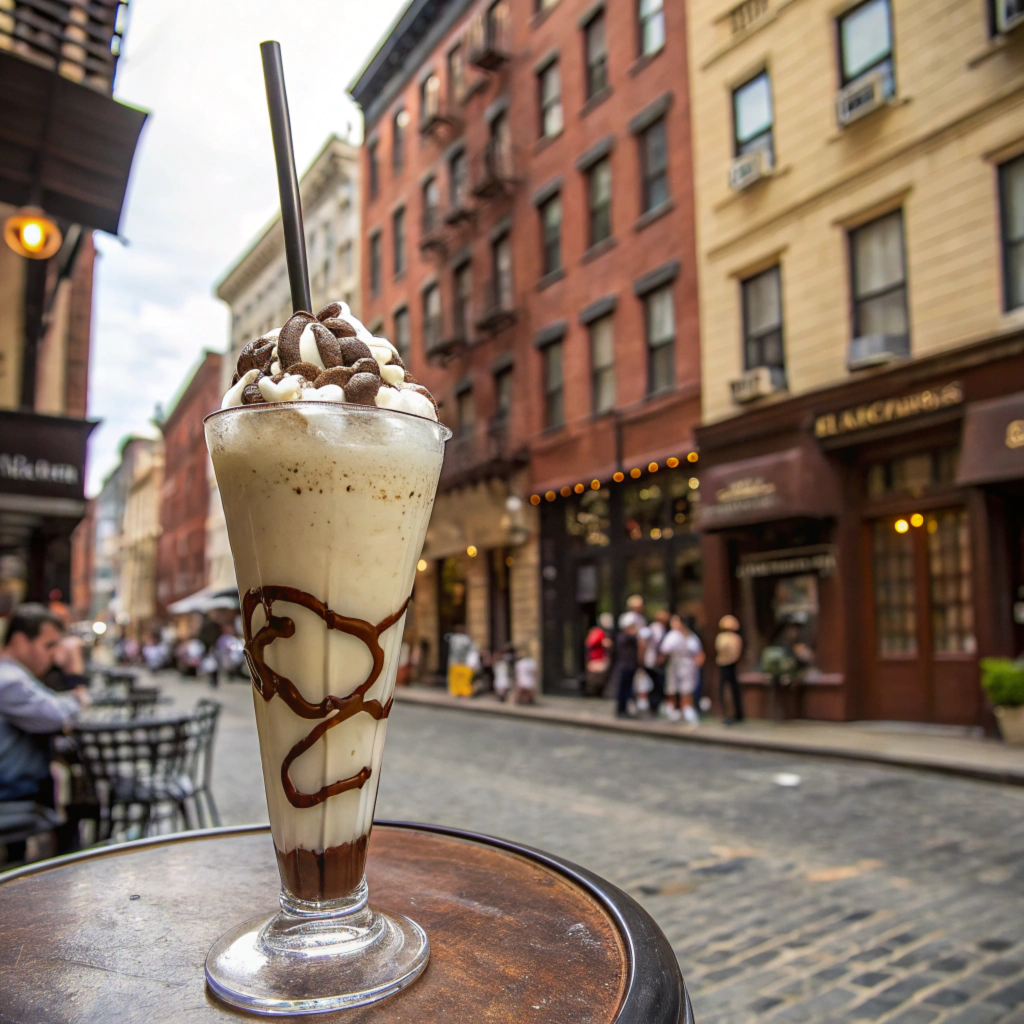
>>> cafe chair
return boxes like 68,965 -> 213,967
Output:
0,801 -> 61,866
69,719 -> 193,843
178,699 -> 222,829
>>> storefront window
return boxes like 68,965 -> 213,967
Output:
873,522 -> 918,654
866,447 -> 958,499
625,550 -> 668,615
565,488 -> 611,547
623,468 -> 694,539
927,509 -> 975,653
673,543 -> 703,622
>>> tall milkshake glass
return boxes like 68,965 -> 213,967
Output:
204,400 -> 449,1014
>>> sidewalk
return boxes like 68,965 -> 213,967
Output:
393,686 -> 1024,786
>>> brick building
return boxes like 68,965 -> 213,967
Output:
688,0 -> 1024,724
157,352 -> 222,616
351,0 -> 702,689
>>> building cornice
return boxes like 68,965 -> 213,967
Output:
348,0 -> 477,130
215,135 -> 358,306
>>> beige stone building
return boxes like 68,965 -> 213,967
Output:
208,134 -> 362,592
689,0 -> 1024,726
118,438 -> 164,638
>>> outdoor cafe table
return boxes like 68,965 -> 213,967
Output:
0,822 -> 694,1023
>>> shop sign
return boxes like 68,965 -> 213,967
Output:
814,381 -> 963,439
0,454 -> 79,486
737,545 -> 837,579
700,476 -> 779,526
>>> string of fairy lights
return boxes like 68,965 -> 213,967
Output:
529,451 -> 700,505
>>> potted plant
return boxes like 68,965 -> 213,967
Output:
980,658 -> 1024,744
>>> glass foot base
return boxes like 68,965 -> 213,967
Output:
205,904 -> 429,1016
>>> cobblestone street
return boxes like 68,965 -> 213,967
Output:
172,674 -> 1024,1024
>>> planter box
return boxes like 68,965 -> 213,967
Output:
994,705 -> 1024,745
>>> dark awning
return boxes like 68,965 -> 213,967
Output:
0,50 -> 147,234
697,445 -> 841,531
956,392 -> 1024,487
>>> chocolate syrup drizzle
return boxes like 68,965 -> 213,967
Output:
241,586 -> 410,809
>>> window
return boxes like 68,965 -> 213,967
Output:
493,233 -> 513,310
369,232 -> 382,296
393,307 -> 410,361
850,210 -> 907,341
421,73 -> 440,124
866,448 -> 958,500
494,366 -> 512,420
645,284 -> 675,392
872,521 -> 917,654
999,154 -> 1024,311
454,261 -> 473,339
456,386 -> 475,437
638,0 -> 665,56
927,509 -> 975,654
741,266 -> 784,371
487,0 -> 510,51
423,283 -> 441,350
490,111 -> 513,179
733,71 -> 773,159
543,341 -> 564,428
450,149 -> 469,208
539,193 -> 562,276
423,176 -> 440,233
392,207 -> 406,277
448,43 -> 466,104
640,119 -> 669,213
588,158 -> 612,246
341,240 -> 353,277
538,60 -> 563,138
368,139 -> 379,200
590,314 -> 615,414
838,0 -> 895,97
392,108 -> 407,172
584,12 -> 608,99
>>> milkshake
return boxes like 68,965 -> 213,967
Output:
204,301 -> 447,1013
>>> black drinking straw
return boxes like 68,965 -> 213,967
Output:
261,40 -> 312,315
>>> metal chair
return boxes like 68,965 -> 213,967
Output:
69,719 -> 192,843
0,802 -> 60,866
178,700 -> 222,829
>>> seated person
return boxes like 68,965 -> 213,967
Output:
0,604 -> 89,802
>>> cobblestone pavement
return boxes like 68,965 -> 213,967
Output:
166,673 -> 1024,1024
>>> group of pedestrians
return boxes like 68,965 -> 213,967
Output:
587,597 -> 747,726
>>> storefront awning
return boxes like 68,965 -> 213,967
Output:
0,50 -> 147,234
956,392 -> 1024,487
167,587 -> 240,617
697,446 -> 841,531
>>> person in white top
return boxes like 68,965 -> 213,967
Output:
659,614 -> 705,724
639,608 -> 669,716
513,652 -> 538,705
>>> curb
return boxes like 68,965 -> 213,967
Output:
393,688 -> 1024,788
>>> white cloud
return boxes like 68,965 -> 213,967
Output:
87,0 -> 405,491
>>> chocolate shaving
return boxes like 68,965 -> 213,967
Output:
237,335 -> 277,377
344,373 -> 381,405
388,351 -> 405,370
313,366 -> 356,389
321,317 -> 358,340
277,311 -> 316,369
284,362 -> 322,382
241,383 -> 266,405
316,301 -> 345,321
311,322 -> 346,367
339,337 -> 373,365
350,357 -> 381,377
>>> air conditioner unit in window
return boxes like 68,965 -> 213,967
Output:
836,69 -> 888,127
847,333 -> 910,371
729,148 -> 774,192
997,0 -> 1024,33
730,366 -> 787,404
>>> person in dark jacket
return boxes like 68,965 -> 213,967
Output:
614,615 -> 641,718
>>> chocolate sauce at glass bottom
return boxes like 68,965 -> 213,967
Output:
276,835 -> 370,902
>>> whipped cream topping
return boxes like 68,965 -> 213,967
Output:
221,301 -> 437,421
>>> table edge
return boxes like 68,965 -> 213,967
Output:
0,821 -> 693,1024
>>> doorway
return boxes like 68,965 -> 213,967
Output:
865,508 -> 979,723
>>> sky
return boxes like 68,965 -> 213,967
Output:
87,0 -> 407,493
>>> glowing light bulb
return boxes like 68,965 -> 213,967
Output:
630,468 -> 641,479
687,452 -> 699,463
648,462 -> 658,473
666,457 -> 679,468
910,513 -> 924,528
416,558 -> 428,571
21,221 -> 44,251
613,472 -> 624,483
530,494 -> 541,505
590,479 -> 600,489
574,483 -> 584,494
689,477 -> 700,489
466,545 -> 478,557
895,519 -> 909,533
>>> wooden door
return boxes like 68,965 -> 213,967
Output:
865,508 -> 979,723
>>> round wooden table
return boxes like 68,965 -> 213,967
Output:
0,823 -> 693,1023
